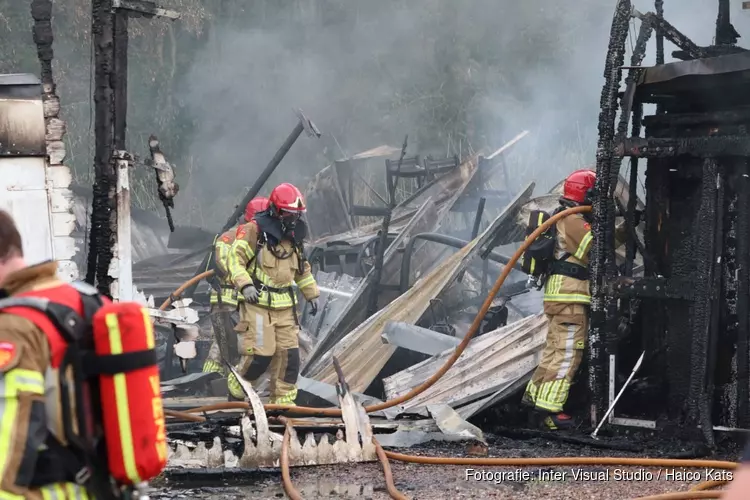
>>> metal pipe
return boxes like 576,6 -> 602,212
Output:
592,351 -> 646,439
399,232 -> 517,293
457,197 -> 486,283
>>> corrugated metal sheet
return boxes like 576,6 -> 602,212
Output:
304,182 -> 535,392
382,313 -> 547,414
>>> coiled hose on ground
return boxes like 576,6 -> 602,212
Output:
159,205 -> 738,499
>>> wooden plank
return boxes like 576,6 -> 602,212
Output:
381,321 -> 460,356
383,313 -> 547,411
302,198 -> 438,374
305,183 -> 536,392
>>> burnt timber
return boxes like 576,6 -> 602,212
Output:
590,0 -> 750,446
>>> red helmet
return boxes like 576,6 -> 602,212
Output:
269,183 -> 306,214
562,169 -> 596,204
244,196 -> 269,222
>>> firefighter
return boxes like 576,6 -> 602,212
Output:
521,169 -> 598,430
226,183 -> 320,404
0,210 -> 94,499
202,196 -> 270,376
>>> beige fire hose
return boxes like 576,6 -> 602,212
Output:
160,206 -> 738,499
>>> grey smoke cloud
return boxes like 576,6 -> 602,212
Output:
179,1 -> 749,226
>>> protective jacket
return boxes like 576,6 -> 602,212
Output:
543,213 -> 628,306
543,213 -> 593,305
0,262 -> 97,500
226,213 -> 319,404
209,226 -> 245,308
228,213 -> 319,310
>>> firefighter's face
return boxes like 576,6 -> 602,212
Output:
279,209 -> 301,227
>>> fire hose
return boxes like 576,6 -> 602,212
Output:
159,205 -> 738,499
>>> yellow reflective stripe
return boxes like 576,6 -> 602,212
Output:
38,482 -> 89,500
40,483 -> 65,500
0,368 -> 45,483
202,360 -> 223,374
141,308 -> 155,350
229,239 -> 255,286
0,491 -> 23,499
543,293 -> 591,304
66,482 -> 89,500
535,379 -> 571,413
105,313 -> 142,484
227,372 -> 246,399
3,369 -> 44,396
574,231 -> 593,260
270,388 -> 298,405
215,240 -> 232,276
295,274 -> 315,288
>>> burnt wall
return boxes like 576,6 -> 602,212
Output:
619,95 -> 750,437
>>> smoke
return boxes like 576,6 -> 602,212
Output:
179,0 -> 750,227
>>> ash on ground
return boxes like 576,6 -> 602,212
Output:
153,434 -> 738,499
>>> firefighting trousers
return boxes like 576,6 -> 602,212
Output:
523,304 -> 588,413
202,304 -> 240,375
227,303 -> 300,404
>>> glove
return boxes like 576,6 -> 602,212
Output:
309,298 -> 319,316
241,285 -> 259,304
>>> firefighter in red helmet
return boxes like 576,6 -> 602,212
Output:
227,183 -> 320,404
522,169 -> 597,429
202,197 -> 270,378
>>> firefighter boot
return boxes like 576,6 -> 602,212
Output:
542,412 -> 575,430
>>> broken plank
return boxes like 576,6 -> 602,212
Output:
302,198 -> 438,374
383,312 -> 547,411
381,321 -> 460,355
306,183 -> 535,393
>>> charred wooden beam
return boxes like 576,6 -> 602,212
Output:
590,0 -> 633,426
112,0 -> 180,19
689,158 -> 719,447
716,0 -> 739,46
113,10 -> 128,151
643,108 -> 750,127
631,10 -> 707,60
87,0 -> 116,293
617,136 -> 750,158
737,163 -> 750,428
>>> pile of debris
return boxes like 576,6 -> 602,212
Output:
152,131 -> 643,470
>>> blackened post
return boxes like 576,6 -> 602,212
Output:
655,0 -> 664,114
87,0 -> 116,295
624,102 -> 642,277
367,135 -> 407,316
457,197 -> 486,283
113,10 -> 128,150
737,164 -> 750,427
716,0 -> 737,46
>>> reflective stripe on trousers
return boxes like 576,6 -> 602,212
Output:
524,318 -> 584,413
